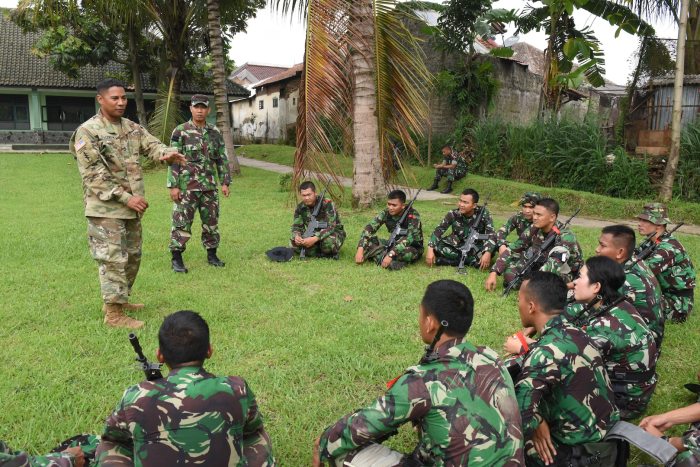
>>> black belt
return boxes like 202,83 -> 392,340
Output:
669,288 -> 695,299
612,367 -> 656,384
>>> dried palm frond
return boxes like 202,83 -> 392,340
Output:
148,69 -> 184,145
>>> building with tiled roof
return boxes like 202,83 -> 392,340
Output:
0,10 -> 249,145
229,63 -> 289,89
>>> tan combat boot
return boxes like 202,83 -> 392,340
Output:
103,303 -> 144,329
123,302 -> 145,312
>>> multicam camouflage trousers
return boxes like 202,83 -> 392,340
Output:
361,236 -> 422,264
433,235 -> 481,267
170,190 -> 220,252
87,216 -> 141,304
434,166 -> 466,183
294,232 -> 346,258
661,291 -> 694,323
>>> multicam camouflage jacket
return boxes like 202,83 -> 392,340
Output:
624,257 -> 664,346
492,221 -> 584,278
428,206 -> 496,253
641,234 -> 696,296
565,299 -> 657,418
167,120 -> 231,192
495,212 -> 532,250
290,197 -> 345,242
319,338 -> 524,466
0,441 -> 75,467
515,314 -> 619,446
70,113 -> 175,219
358,207 -> 423,255
96,366 -> 276,467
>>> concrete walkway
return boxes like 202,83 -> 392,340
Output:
238,156 -> 700,236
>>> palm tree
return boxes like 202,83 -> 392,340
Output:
276,0 -> 431,207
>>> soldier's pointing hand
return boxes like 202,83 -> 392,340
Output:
160,151 -> 187,165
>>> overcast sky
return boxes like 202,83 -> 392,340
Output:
0,0 -> 679,85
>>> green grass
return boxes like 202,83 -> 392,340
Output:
239,144 -> 700,225
0,152 -> 699,465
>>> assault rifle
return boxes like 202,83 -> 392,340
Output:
129,333 -> 163,381
300,180 -> 331,259
633,223 -> 684,264
502,207 -> 581,297
380,189 -> 422,262
457,201 -> 490,275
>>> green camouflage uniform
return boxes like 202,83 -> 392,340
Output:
624,256 -> 664,347
674,411 -> 700,466
358,207 -> 423,264
433,150 -> 467,184
515,314 -> 620,466
168,120 -> 231,252
0,435 -> 99,467
565,300 -> 657,420
319,337 -> 524,466
290,196 -> 346,257
491,221 -> 584,289
495,212 -> 532,252
70,113 -> 174,304
95,365 -> 275,466
428,206 -> 496,267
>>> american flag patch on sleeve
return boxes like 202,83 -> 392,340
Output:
75,139 -> 86,152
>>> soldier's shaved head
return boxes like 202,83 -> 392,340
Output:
422,280 -> 474,336
159,310 -> 210,365
601,225 -> 636,258
388,190 -> 406,204
521,272 -> 567,315
96,78 -> 126,94
536,198 -> 559,216
299,181 -> 316,192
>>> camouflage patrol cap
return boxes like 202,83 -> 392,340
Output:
266,246 -> 294,262
637,203 -> 671,225
519,192 -> 542,206
191,94 -> 210,106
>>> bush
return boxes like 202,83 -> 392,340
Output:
677,120 -> 700,201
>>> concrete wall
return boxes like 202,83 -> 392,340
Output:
230,80 -> 299,143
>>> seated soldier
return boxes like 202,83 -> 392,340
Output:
568,256 -> 658,421
495,192 -> 541,255
485,198 -> 583,293
595,224 -> 664,348
426,188 -> 495,270
95,310 -> 276,466
513,271 -> 619,466
0,439 -> 92,467
290,181 -> 346,259
426,145 -> 467,194
355,190 -> 423,270
636,203 -> 696,323
313,280 -> 524,466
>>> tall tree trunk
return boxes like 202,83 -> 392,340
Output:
127,26 -> 148,125
659,0 -> 690,201
349,0 -> 385,208
206,0 -> 241,175
686,0 -> 699,75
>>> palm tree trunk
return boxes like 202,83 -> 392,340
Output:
127,26 -> 148,125
686,0 -> 699,74
659,0 -> 690,201
206,0 -> 241,175
349,0 -> 385,208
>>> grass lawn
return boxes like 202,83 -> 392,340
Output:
238,144 -> 700,225
0,152 -> 698,465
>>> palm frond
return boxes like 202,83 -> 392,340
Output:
271,0 -> 310,21
148,69 -> 184,144
578,0 -> 656,37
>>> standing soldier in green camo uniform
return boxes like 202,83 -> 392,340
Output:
568,256 -> 658,421
426,145 -> 467,194
495,192 -> 541,255
312,280 -> 524,466
512,272 -> 620,466
595,224 -> 664,347
168,94 -> 230,273
636,203 -> 696,323
485,198 -> 583,293
355,190 -> 423,270
290,181 -> 346,259
425,188 -> 496,269
95,310 -> 276,466
70,79 -> 185,330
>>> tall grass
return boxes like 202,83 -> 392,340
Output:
678,120 -> 700,201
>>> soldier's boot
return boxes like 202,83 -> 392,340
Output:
426,179 -> 440,191
440,181 -> 453,194
207,248 -> 225,267
171,250 -> 188,273
103,303 -> 144,329
388,261 -> 406,270
436,256 -> 459,266
123,302 -> 145,312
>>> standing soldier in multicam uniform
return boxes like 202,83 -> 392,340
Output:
595,224 -> 664,347
70,79 -> 185,330
168,94 -> 230,273
425,188 -> 496,269
312,280 -> 524,466
636,203 -> 696,323
568,256 -> 658,421
495,192 -> 541,255
426,145 -> 467,194
355,190 -> 423,270
290,181 -> 345,259
95,310 -> 276,466
512,272 -> 620,466
485,198 -> 583,293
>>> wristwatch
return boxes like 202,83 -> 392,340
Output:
388,251 -> 396,259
